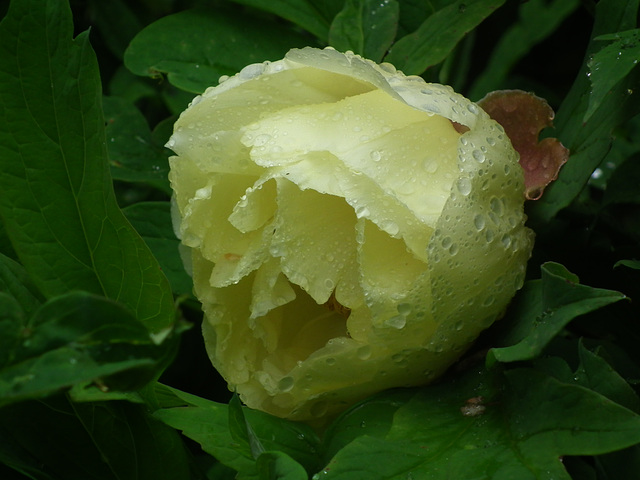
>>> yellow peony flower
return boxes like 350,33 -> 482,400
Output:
168,47 -> 534,421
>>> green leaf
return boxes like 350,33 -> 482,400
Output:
0,291 -> 177,407
257,451 -> 309,480
384,0 -> 505,75
104,96 -> 171,193
488,263 -> 626,365
574,342 -> 640,414
0,0 -> 175,333
615,259 -> 640,270
319,366 -> 640,480
585,29 -> 640,122
328,0 -> 399,62
124,8 -> 311,94
154,386 -> 321,478
226,0 -> 337,41
229,394 -> 266,461
528,0 -> 640,224
0,395 -> 195,480
0,253 -> 43,319
123,202 -> 193,296
468,0 -> 580,99
602,154 -> 640,205
86,0 -> 143,60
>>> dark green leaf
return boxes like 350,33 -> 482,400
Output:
256,451 -> 308,480
384,0 -> 505,75
123,202 -> 193,296
226,0 -> 336,40
0,0 -> 175,333
586,29 -> 640,122
229,394 -> 266,460
602,154 -> 640,205
0,291 -> 176,406
528,0 -> 640,224
319,366 -> 640,480
574,342 -> 640,414
104,96 -> 171,193
154,386 -> 321,478
0,253 -> 43,319
0,396 -> 195,480
87,0 -> 143,60
124,8 -> 311,94
468,0 -> 580,99
328,0 -> 399,62
615,259 -> 640,269
488,262 -> 626,365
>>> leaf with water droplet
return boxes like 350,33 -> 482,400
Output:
478,90 -> 569,200
585,29 -> 640,123
319,363 -> 640,479
487,262 -> 626,366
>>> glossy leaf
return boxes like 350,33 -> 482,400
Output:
154,386 -> 322,479
0,396 -> 195,480
227,0 -> 338,41
384,0 -> 505,75
0,291 -> 176,407
0,0 -> 175,333
318,365 -> 640,480
469,0 -> 579,99
104,96 -> 171,193
488,263 -> 626,365
328,0 -> 399,62
124,8 -> 310,94
528,0 -> 640,223
586,29 -> 640,122
122,202 -> 193,296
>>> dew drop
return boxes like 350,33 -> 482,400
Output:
473,214 -> 485,231
472,149 -> 485,163
385,315 -> 406,329
325,357 -> 336,366
423,159 -> 439,173
456,178 -> 472,196
397,303 -> 412,316
357,345 -> 372,360
278,376 -> 295,392
380,220 -> 399,236
370,150 -> 382,162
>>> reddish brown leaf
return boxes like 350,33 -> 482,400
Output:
478,90 -> 569,200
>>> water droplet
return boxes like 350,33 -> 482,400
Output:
397,303 -> 412,315
423,159 -> 438,173
473,214 -> 485,231
326,357 -> 336,366
501,234 -> 512,249
490,197 -> 503,215
357,345 -> 372,360
310,401 -> 328,418
385,315 -> 406,329
370,150 -> 382,162
278,376 -> 295,392
472,149 -> 485,163
482,295 -> 495,307
380,220 -> 399,236
456,178 -> 472,196
467,104 -> 479,114
253,134 -> 271,146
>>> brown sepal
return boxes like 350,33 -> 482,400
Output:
477,90 -> 569,200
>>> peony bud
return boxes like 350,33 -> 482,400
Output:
168,47 -> 534,421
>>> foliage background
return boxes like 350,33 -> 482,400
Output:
1,0 -> 640,479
